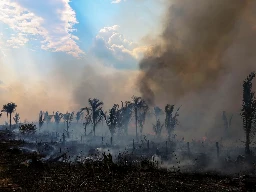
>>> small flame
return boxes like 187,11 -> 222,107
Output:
202,136 -> 207,142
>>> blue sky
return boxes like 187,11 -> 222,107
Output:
0,0 -> 169,121
0,0 -> 167,84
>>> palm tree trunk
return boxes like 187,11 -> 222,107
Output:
66,121 -> 69,138
93,123 -> 96,136
111,134 -> 113,145
9,113 -> 12,130
135,109 -> 137,140
245,129 -> 251,155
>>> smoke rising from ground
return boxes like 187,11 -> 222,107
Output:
139,0 -> 256,140
0,56 -> 139,123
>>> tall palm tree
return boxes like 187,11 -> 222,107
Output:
2,102 -> 17,130
82,108 -> 91,136
241,72 -> 256,155
63,111 -> 74,138
81,98 -> 105,136
39,111 -> 44,130
138,100 -> 149,136
44,111 -> 54,128
53,111 -> 63,125
132,96 -> 147,139
106,104 -> 119,139
116,101 -> 133,136
165,104 -> 181,139
153,119 -> 164,138
76,111 -> 83,123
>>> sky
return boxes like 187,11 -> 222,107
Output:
0,0 -> 166,70
0,0 -> 167,122
0,0 -> 255,141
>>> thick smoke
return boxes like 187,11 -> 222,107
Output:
139,0 -> 256,139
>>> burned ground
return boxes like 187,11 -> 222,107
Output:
0,130 -> 255,192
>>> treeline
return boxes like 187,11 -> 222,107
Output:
1,72 -> 256,155
37,96 -> 180,140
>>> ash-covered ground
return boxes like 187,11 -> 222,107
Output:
0,122 -> 256,192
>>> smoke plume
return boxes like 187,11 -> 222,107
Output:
139,0 -> 256,139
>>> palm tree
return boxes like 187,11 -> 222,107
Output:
153,119 -> 164,138
13,113 -> 20,125
241,72 -> 256,155
138,100 -> 149,136
118,101 -> 133,135
39,111 -> 44,130
106,104 -> 119,139
165,104 -> 181,139
63,111 -> 74,138
131,96 -> 147,139
53,111 -> 63,125
76,111 -> 83,123
44,111 -> 54,128
2,102 -> 17,130
82,108 -> 91,136
81,98 -> 105,136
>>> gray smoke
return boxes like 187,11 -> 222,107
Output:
139,0 -> 256,140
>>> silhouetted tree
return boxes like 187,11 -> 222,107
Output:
153,119 -> 164,138
106,104 -> 119,139
120,101 -> 133,135
82,98 -> 105,136
53,111 -> 63,125
76,111 -> 83,123
63,111 -> 74,138
153,106 -> 163,122
241,72 -> 256,155
13,113 -> 20,125
222,111 -> 233,138
82,108 -> 91,136
1,102 -> 17,130
165,104 -> 181,139
132,96 -> 147,139
138,101 -> 149,136
39,111 -> 44,130
44,111 -> 53,128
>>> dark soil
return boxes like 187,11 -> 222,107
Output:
0,131 -> 255,192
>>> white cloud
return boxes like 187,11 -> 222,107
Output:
7,33 -> 28,48
0,0 -> 84,57
111,0 -> 123,4
91,25 -> 150,69
96,25 -> 147,59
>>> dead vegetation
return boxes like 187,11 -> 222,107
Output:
0,131 -> 255,192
